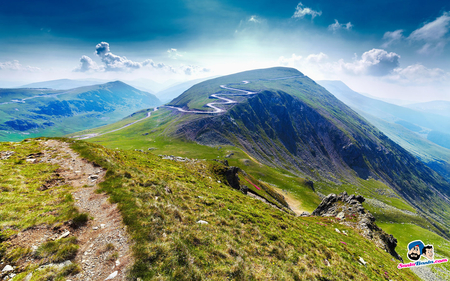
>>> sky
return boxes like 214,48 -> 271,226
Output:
1,0 -> 450,102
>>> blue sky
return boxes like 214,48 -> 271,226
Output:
1,0 -> 450,101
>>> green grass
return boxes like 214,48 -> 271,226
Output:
35,237 -> 79,263
378,222 -> 450,279
0,139 -> 83,279
68,139 -> 419,280
0,140 -> 79,233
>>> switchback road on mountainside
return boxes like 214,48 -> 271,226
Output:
163,75 -> 303,114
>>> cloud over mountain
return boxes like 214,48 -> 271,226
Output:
74,55 -> 102,72
0,60 -> 41,72
337,49 -> 400,76
389,64 -> 450,83
74,42 -> 209,75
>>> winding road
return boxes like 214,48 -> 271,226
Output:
73,75 -> 303,139
74,108 -> 157,140
163,75 -> 303,114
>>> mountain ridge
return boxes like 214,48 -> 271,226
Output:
0,81 -> 161,141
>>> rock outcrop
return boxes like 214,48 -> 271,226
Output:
312,192 -> 403,262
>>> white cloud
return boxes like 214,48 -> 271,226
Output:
180,65 -> 211,76
408,12 -> 450,54
0,60 -> 41,72
74,42 -> 209,76
389,64 -> 450,83
249,15 -> 261,23
292,2 -> 322,19
73,55 -> 102,72
328,20 -> 353,32
95,42 -> 110,57
277,54 -> 303,66
335,49 -> 400,76
305,52 -> 328,63
167,48 -> 182,59
94,42 -> 143,72
381,29 -> 404,48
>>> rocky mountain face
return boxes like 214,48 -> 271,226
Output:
167,68 -> 450,232
312,192 -> 403,262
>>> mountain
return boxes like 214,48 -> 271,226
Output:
0,81 -> 161,141
77,67 -> 450,239
318,80 -> 450,182
317,80 -> 450,134
167,68 -> 450,227
20,78 -> 109,90
406,100 -> 450,118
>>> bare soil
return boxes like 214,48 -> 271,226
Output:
9,140 -> 133,280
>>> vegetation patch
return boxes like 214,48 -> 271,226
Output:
70,139 -> 419,280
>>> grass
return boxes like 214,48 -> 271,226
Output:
379,222 -> 450,279
35,237 -> 79,263
0,139 -> 83,279
68,139 -> 419,280
0,140 -> 79,234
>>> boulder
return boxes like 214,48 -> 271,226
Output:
312,192 -> 403,262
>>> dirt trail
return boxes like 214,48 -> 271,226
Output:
39,139 -> 133,280
272,186 -> 306,215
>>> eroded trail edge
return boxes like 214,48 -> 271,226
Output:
41,139 -> 133,280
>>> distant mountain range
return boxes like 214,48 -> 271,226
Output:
0,81 -> 161,141
318,80 -> 450,181
21,79 -> 110,90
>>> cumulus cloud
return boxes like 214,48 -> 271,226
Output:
167,48 -> 182,59
389,64 -> 450,83
305,52 -> 328,63
292,2 -> 322,19
73,55 -> 102,72
74,42 -> 209,75
277,52 -> 329,68
381,29 -> 404,48
95,42 -> 110,57
337,49 -> 400,76
328,20 -> 353,32
93,42 -> 144,72
0,60 -> 41,72
277,54 -> 303,66
180,65 -> 211,76
408,12 -> 450,54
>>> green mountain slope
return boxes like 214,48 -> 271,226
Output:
318,80 -> 450,182
77,67 -> 450,236
0,138 -> 420,280
318,80 -> 450,151
0,81 -> 161,142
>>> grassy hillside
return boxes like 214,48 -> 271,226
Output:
71,140 -> 419,280
0,138 -> 421,280
0,140 -> 84,280
0,81 -> 161,142
358,112 -> 450,181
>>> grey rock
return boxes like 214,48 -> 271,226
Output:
105,271 -> 118,280
2,265 -> 13,272
300,211 -> 310,217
